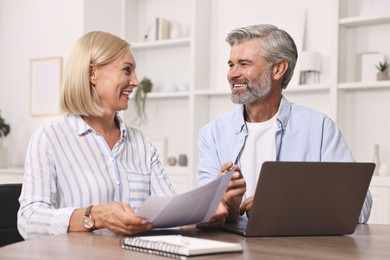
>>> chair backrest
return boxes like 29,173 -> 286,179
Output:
0,183 -> 24,247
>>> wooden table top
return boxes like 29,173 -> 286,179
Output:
1,224 -> 390,259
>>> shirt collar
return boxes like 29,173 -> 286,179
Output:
66,113 -> 127,138
276,96 -> 292,131
116,115 -> 128,139
232,95 -> 292,133
232,105 -> 247,134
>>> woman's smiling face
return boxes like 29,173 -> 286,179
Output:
90,49 -> 140,114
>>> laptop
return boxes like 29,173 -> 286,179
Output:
223,161 -> 375,237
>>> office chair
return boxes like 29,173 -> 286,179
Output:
0,183 -> 24,247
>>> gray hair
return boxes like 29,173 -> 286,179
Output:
226,24 -> 297,89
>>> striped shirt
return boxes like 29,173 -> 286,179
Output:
17,114 -> 175,239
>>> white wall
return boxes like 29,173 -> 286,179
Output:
0,0 -> 84,166
0,0 -> 126,167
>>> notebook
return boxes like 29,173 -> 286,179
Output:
223,161 -> 375,237
121,235 -> 243,258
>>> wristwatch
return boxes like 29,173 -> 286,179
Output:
83,205 -> 95,231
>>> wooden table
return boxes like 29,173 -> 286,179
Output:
1,224 -> 390,259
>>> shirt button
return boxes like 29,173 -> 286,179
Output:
117,181 -> 121,185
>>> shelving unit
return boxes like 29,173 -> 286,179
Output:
120,1 -> 390,226
336,0 -> 390,224
123,0 -> 211,191
336,0 -> 390,163
122,0 -> 339,192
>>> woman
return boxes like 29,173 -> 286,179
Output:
17,31 -> 175,239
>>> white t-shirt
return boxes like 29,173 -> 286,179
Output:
240,115 -> 278,197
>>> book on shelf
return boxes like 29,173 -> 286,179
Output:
121,235 -> 243,258
156,17 -> 170,40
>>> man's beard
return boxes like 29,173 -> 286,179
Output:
230,66 -> 273,105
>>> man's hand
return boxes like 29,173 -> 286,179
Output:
196,202 -> 228,229
196,162 -> 246,229
240,196 -> 253,217
221,162 -> 246,222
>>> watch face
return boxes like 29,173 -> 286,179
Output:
84,217 -> 94,229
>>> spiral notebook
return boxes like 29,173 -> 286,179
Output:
121,235 -> 243,258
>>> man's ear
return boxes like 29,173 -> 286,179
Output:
272,60 -> 288,81
90,64 -> 97,85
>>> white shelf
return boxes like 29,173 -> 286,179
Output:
339,14 -> 390,27
285,84 -> 330,93
194,89 -> 230,96
131,37 -> 191,50
193,84 -> 330,96
0,167 -> 24,184
147,92 -> 190,99
129,92 -> 190,100
338,81 -> 390,90
0,167 -> 24,174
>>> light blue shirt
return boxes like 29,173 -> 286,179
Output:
198,96 -> 372,223
18,114 -> 175,239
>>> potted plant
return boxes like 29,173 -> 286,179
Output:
376,60 -> 390,81
0,110 -> 11,168
134,77 -> 153,125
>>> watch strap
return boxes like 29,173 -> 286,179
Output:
85,205 -> 93,218
84,205 -> 95,231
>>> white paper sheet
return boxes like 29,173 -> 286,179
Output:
136,170 -> 233,228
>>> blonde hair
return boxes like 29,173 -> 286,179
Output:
60,31 -> 130,116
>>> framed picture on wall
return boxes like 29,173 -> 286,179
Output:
30,57 -> 62,116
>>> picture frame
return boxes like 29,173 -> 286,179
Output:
30,57 -> 63,116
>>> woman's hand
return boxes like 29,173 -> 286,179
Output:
70,202 -> 151,235
93,202 -> 152,235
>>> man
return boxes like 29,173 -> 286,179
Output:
197,24 -> 372,228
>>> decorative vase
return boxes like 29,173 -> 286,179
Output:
0,147 -> 8,168
167,157 -> 177,166
377,71 -> 390,81
178,154 -> 188,166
